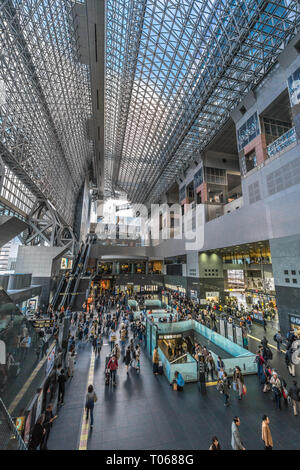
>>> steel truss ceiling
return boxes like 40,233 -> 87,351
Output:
0,0 -> 92,225
105,0 -> 300,204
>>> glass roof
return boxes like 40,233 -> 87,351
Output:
105,0 -> 300,203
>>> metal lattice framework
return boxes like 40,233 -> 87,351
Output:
0,0 -> 92,225
105,0 -> 300,204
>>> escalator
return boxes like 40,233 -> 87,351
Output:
57,235 -> 96,311
51,239 -> 87,311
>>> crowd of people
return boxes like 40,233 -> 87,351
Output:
26,287 -> 300,451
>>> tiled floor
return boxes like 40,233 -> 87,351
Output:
47,319 -> 300,450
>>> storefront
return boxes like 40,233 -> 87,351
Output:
165,283 -> 186,295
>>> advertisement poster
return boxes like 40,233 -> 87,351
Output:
23,410 -> 32,446
46,344 -> 56,376
227,322 -> 234,342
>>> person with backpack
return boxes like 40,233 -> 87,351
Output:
273,331 -> 282,352
288,380 -> 300,416
85,384 -> 97,428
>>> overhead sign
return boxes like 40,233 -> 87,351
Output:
32,320 -> 54,329
158,334 -> 182,340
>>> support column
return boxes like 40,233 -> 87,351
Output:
270,234 -> 300,336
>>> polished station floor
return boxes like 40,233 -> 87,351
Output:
48,318 -> 300,450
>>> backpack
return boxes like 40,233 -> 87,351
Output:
266,348 -> 273,360
273,334 -> 277,342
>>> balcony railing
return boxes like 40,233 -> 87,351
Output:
267,127 -> 297,158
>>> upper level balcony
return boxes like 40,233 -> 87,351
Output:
267,126 -> 297,159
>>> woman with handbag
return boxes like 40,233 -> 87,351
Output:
233,366 -> 244,400
85,384 -> 97,428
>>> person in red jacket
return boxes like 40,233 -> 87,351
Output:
107,355 -> 118,385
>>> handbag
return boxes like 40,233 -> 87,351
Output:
173,382 -> 178,391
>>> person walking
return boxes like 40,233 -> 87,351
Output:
109,329 -> 117,352
209,436 -> 221,450
217,356 -> 225,379
231,416 -> 245,450
107,355 -> 118,385
285,347 -> 296,377
274,331 -> 282,353
233,366 -> 244,400
124,346 -> 131,374
270,372 -> 282,409
222,372 -> 231,407
85,384 -> 97,428
288,380 -> 300,416
67,350 -> 76,378
41,404 -> 57,450
152,346 -> 159,375
262,415 -> 273,450
57,369 -> 67,405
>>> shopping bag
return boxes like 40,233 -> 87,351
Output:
242,384 -> 247,395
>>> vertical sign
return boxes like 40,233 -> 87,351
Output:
227,322 -> 234,342
219,319 -> 225,338
235,326 -> 243,347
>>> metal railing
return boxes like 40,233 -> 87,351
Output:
0,398 -> 27,450
267,127 -> 297,158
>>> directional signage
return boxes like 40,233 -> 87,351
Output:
32,320 -> 54,329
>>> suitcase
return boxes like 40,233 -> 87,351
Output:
105,354 -> 112,369
105,369 -> 110,385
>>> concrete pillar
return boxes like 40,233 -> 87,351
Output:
270,234 -> 300,336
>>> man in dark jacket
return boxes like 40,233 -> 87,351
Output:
41,403 -> 57,450
289,380 -> 300,416
57,369 -> 67,405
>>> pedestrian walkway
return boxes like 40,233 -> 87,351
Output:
47,315 -> 300,450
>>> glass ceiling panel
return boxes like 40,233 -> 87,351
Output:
105,0 -> 299,204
